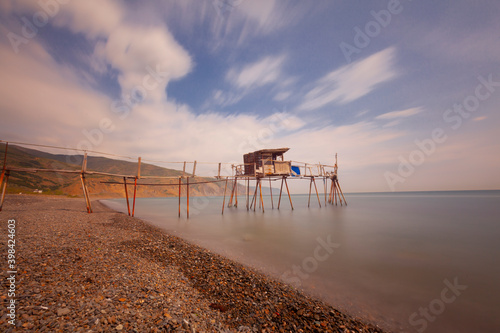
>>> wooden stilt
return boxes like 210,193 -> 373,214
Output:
249,182 -> 255,210
79,152 -> 92,213
328,178 -> 332,204
124,177 -> 131,216
337,180 -> 347,206
0,170 -> 5,193
132,177 -> 138,216
313,177 -> 321,208
259,178 -> 264,213
80,173 -> 92,213
222,177 -> 228,215
284,177 -> 294,210
330,178 -> 335,204
131,157 -> 141,217
228,177 -> 235,207
323,177 -> 327,206
278,176 -> 284,209
0,142 -> 8,187
0,171 -> 9,212
252,178 -> 259,211
246,177 -> 250,211
308,177 -> 313,208
336,180 -> 342,206
186,176 -> 190,219
334,181 -> 338,205
269,177 -> 274,209
234,177 -> 238,208
178,177 -> 182,217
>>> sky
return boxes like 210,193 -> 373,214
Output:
0,0 -> 499,193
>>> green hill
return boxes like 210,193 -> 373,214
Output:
0,143 -> 231,198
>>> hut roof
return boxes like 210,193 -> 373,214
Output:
250,148 -> 290,155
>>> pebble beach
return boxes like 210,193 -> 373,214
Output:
0,195 -> 385,332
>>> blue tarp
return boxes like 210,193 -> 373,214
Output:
291,165 -> 300,176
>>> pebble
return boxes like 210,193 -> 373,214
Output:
57,308 -> 70,316
0,195 -> 386,333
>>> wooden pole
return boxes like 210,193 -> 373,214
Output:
249,179 -> 255,210
0,142 -> 8,187
269,177 -> 274,209
259,178 -> 264,212
234,177 -> 238,208
186,176 -> 190,218
328,179 -> 333,205
323,177 -> 327,206
313,177 -> 321,208
228,176 -> 235,207
131,156 -> 141,217
80,153 -> 92,213
336,182 -> 342,206
246,177 -> 249,211
178,177 -> 182,217
192,161 -> 197,177
278,176 -> 284,209
337,180 -> 347,206
0,171 -> 9,212
137,157 -> 141,179
124,177 -> 131,216
222,177 -> 228,214
82,152 -> 88,173
284,177 -> 294,210
80,173 -> 91,213
132,177 -> 138,216
308,177 -> 313,208
252,178 -> 259,211
334,180 -> 338,206
182,161 -> 186,178
218,163 -> 221,179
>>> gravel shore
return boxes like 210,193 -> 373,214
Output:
0,195 -> 386,332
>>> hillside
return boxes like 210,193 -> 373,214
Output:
0,143 -> 234,198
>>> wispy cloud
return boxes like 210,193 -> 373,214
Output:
297,47 -> 398,112
375,107 -> 423,120
226,54 -> 286,90
208,54 -> 288,107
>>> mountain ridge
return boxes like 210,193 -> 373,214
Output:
0,143 -> 232,198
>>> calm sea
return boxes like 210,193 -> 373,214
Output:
102,190 -> 500,332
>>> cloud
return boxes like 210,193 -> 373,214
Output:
208,54 -> 288,107
53,0 -> 124,39
0,0 -> 124,39
227,54 -> 286,90
404,3 -> 500,64
375,107 -> 422,120
97,25 -> 193,102
297,47 -> 398,111
273,91 -> 292,101
0,41 -> 112,144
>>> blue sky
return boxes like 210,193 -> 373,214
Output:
1,0 -> 499,192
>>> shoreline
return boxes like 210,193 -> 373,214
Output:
0,195 -> 385,332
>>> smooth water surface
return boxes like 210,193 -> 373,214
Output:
102,190 -> 500,332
